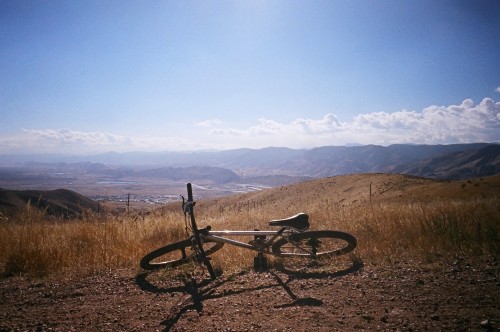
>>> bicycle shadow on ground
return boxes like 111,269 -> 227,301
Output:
274,254 -> 364,280
135,256 -> 363,331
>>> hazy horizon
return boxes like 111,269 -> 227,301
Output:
1,1 -> 500,154
1,141 -> 499,157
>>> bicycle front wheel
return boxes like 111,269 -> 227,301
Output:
272,230 -> 356,257
140,238 -> 224,271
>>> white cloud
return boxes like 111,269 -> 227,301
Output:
291,114 -> 345,134
195,119 -> 222,128
24,129 -> 130,146
211,114 -> 345,138
1,98 -> 499,153
250,118 -> 286,135
0,129 -> 196,154
210,128 -> 244,136
206,98 -> 500,147
496,86 -> 500,93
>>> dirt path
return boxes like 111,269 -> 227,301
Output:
1,257 -> 498,331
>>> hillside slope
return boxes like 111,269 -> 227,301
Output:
195,173 -> 500,218
398,144 -> 500,179
0,188 -> 99,218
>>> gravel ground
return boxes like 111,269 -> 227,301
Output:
1,257 -> 498,331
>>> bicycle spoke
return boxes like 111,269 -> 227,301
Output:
140,239 -> 223,271
271,230 -> 357,273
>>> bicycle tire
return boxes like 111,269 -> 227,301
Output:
271,230 -> 357,258
140,238 -> 224,270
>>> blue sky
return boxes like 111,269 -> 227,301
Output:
1,0 -> 499,154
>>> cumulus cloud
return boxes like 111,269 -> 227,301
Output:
291,114 -> 345,134
0,129 -> 194,154
24,129 -> 130,147
211,114 -> 345,138
1,98 -> 499,153
195,119 -> 222,128
496,87 -> 500,93
206,98 -> 500,147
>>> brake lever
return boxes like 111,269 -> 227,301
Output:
181,195 -> 186,214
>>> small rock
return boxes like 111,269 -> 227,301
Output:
480,319 -> 491,328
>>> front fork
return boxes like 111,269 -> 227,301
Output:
192,228 -> 217,279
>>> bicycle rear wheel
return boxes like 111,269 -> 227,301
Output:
140,238 -> 224,270
271,230 -> 356,271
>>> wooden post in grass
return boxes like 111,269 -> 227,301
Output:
127,193 -> 130,215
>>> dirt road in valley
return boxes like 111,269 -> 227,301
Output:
0,257 -> 498,331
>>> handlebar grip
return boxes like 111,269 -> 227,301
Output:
187,183 -> 193,201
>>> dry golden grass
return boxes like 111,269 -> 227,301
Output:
0,174 -> 498,278
0,208 -> 186,278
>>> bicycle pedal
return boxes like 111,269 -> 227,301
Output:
195,253 -> 211,263
308,260 -> 321,268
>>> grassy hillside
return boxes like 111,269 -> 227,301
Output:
0,173 -> 498,278
0,188 -> 100,219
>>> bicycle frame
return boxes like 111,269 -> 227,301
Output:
201,228 -> 308,257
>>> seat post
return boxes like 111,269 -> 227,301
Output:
253,252 -> 268,272
253,232 -> 268,272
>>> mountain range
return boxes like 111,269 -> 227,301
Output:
0,143 -> 499,186
1,143 -> 499,217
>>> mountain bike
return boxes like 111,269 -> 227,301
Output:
140,183 -> 357,279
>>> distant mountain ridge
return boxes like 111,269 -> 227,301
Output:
0,144 -> 498,217
396,144 -> 500,179
0,143 -> 498,185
